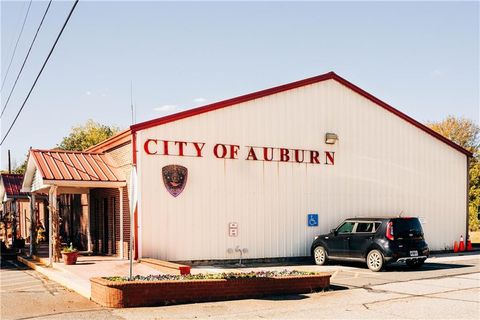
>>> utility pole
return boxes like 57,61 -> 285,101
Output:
8,149 -> 11,173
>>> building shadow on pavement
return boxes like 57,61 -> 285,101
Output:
324,260 -> 473,272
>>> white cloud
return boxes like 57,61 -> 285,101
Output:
431,69 -> 443,77
153,104 -> 179,113
193,97 -> 207,103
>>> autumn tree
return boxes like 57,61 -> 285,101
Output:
428,115 -> 480,231
57,119 -> 120,151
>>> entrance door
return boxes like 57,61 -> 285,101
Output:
348,222 -> 376,258
103,198 -> 109,254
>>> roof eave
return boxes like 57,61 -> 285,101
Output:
129,71 -> 472,158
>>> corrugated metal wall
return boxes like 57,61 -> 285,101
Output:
137,79 -> 467,261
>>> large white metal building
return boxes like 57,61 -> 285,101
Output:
23,72 -> 471,262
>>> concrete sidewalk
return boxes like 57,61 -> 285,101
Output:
17,255 -> 164,299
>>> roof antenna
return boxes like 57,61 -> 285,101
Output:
130,81 -> 135,124
398,210 -> 404,217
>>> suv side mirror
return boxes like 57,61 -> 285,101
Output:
331,229 -> 338,236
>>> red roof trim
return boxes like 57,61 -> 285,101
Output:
85,129 -> 132,153
330,75 -> 473,157
130,72 -> 334,133
129,72 -> 471,157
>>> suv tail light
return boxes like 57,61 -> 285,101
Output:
386,222 -> 394,240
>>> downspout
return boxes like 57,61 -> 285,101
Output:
29,193 -> 36,257
132,131 -> 139,260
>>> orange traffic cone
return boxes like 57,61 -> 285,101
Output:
453,240 -> 459,252
459,235 -> 465,252
467,236 -> 473,251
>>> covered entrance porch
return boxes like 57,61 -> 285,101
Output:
22,149 -> 129,265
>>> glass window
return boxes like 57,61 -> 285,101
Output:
337,222 -> 355,234
355,222 -> 374,233
374,222 -> 381,232
393,218 -> 424,238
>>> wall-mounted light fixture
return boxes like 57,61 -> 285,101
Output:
325,132 -> 338,145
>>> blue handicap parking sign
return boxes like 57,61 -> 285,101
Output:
307,214 -> 318,227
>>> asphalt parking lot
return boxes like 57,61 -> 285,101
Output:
1,252 -> 479,319
324,253 -> 480,289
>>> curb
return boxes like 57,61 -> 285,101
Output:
17,255 -> 91,299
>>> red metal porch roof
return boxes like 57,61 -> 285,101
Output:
30,149 -> 125,182
1,174 -> 27,197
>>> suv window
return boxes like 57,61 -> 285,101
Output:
355,222 -> 374,233
337,222 -> 355,234
393,218 -> 424,239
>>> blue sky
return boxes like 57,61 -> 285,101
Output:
1,0 -> 479,169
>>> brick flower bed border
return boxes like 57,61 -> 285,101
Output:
91,273 -> 331,308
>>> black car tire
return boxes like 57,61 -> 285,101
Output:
406,259 -> 425,269
367,249 -> 384,272
313,246 -> 328,265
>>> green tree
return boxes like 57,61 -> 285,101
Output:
58,119 -> 120,151
427,115 -> 480,231
13,160 -> 27,174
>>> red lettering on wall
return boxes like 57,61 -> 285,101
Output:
193,142 -> 205,157
294,149 -> 304,163
143,138 -> 335,166
144,139 -> 158,155
230,145 -> 240,159
325,152 -> 335,165
310,151 -> 320,164
263,147 -> 273,161
214,144 -> 228,158
280,148 -> 290,162
163,140 -> 169,155
246,147 -> 258,161
175,141 -> 187,156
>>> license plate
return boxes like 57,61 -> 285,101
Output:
410,250 -> 418,257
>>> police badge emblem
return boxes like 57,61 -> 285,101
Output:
162,165 -> 188,197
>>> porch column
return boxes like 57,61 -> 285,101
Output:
86,191 -> 92,252
29,193 -> 36,257
119,187 -> 124,259
48,185 -> 58,266
12,200 -> 17,242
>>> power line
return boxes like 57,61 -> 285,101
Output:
0,0 -> 33,92
1,0 -> 53,119
0,0 -> 80,146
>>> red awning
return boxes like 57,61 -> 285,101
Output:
30,149 -> 125,182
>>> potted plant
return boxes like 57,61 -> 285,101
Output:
61,243 -> 78,265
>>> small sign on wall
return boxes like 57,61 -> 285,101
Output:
308,214 -> 318,227
229,222 -> 238,237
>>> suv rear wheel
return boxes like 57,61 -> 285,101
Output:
313,246 -> 327,265
367,249 -> 384,272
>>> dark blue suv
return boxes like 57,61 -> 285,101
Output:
311,217 -> 429,271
